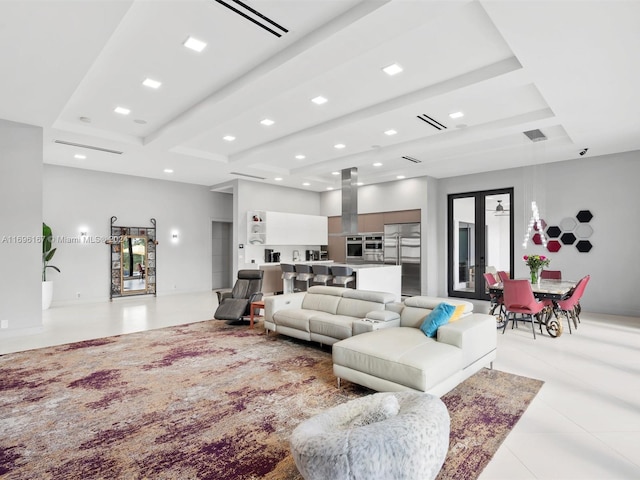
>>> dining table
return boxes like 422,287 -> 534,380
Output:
489,278 -> 578,337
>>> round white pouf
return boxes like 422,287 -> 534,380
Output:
290,391 -> 450,480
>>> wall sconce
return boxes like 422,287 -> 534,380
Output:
171,230 -> 179,243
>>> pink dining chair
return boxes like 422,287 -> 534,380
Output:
497,271 -> 510,282
556,275 -> 591,331
484,273 -> 506,323
502,279 -> 545,339
541,270 -> 562,280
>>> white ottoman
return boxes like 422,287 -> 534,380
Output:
290,392 -> 450,480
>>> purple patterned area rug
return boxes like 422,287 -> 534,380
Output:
0,320 -> 542,479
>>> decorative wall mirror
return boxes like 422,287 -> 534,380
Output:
109,217 -> 157,299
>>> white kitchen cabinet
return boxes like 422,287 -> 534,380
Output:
263,211 -> 327,245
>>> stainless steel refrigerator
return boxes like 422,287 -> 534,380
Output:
384,223 -> 421,296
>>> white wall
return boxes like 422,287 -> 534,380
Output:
438,151 -> 640,317
43,165 -> 232,303
0,120 -> 42,332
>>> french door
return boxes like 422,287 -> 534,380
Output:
447,188 -> 514,300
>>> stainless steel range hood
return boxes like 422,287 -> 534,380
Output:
341,167 -> 358,235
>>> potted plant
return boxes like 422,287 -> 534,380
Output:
42,222 -> 61,310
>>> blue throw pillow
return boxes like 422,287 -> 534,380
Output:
420,303 -> 456,337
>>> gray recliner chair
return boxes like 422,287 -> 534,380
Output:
214,269 -> 264,324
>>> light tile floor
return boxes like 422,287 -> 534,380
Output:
1,292 -> 639,479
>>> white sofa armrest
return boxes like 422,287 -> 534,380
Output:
365,310 -> 401,322
264,292 -> 306,322
436,314 -> 497,367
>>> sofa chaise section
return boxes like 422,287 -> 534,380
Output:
332,296 -> 497,397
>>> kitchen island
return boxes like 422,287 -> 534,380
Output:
253,262 -> 402,301
343,263 -> 402,301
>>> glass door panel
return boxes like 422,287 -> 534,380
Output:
448,188 -> 513,300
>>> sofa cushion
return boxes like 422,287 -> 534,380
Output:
420,303 -> 456,337
336,297 -> 385,318
301,292 -> 342,315
273,309 -> 319,332
310,314 -> 357,341
400,297 -> 473,328
333,328 -> 463,392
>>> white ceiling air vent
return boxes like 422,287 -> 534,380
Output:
213,0 -> 288,38
54,140 -> 123,155
523,129 -> 547,142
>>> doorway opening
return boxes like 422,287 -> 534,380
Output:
447,188 -> 514,300
212,221 -> 232,290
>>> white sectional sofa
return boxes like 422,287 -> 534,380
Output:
332,296 -> 497,397
263,286 -> 399,345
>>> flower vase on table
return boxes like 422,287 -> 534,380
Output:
523,254 -> 550,286
530,268 -> 540,286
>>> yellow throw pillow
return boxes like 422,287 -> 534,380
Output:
448,304 -> 466,322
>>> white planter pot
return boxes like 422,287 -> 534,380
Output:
42,280 -> 53,310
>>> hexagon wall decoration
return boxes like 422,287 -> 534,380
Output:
532,233 -> 543,245
547,240 -> 562,253
546,225 -> 561,238
560,217 -> 577,231
576,210 -> 593,223
575,224 -> 594,238
561,232 -> 577,245
576,240 -> 593,253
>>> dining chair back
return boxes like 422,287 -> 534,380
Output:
502,279 -> 545,339
484,273 -> 506,327
541,269 -> 562,280
497,271 -> 510,282
556,275 -> 590,331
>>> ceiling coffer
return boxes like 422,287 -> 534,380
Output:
214,0 -> 288,38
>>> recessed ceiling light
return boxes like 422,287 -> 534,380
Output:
183,36 -> 207,52
382,63 -> 403,76
334,143 -> 346,149
74,154 -> 86,160
114,106 -> 130,115
331,171 -> 340,176
449,111 -> 464,119
326,187 -> 334,191
295,154 -> 306,160
164,169 -> 173,173
142,78 -> 162,89
275,177 -> 283,181
384,129 -> 397,136
311,96 -> 328,105
357,182 -> 364,186
373,162 -> 383,167
302,182 -> 311,186
260,118 -> 275,126
397,175 -> 406,179
223,135 -> 236,142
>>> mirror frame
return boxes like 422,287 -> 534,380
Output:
109,217 -> 157,299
